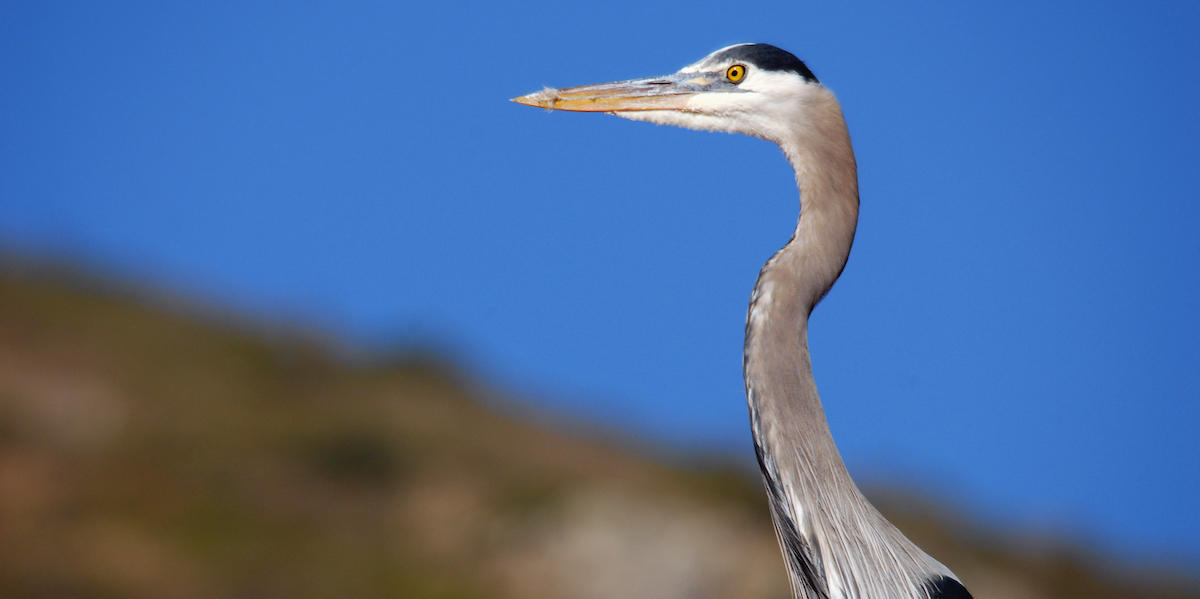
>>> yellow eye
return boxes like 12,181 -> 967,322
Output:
726,64 -> 746,83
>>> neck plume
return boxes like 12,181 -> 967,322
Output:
743,88 -> 954,599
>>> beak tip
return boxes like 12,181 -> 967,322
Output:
510,95 -> 538,107
511,87 -> 560,110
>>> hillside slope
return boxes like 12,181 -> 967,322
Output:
0,264 -> 1195,599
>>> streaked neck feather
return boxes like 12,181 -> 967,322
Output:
743,89 -> 958,599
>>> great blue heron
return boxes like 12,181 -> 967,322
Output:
513,43 -> 971,599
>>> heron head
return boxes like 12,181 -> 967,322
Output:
511,43 -> 825,144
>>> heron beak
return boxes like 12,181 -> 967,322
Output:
511,75 -> 703,113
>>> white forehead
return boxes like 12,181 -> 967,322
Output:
678,43 -> 753,73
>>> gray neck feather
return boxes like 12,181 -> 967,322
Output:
743,90 -> 954,599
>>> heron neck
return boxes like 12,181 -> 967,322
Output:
743,89 -> 860,509
743,88 -> 960,599
745,91 -> 859,418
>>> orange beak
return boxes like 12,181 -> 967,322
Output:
511,75 -> 704,113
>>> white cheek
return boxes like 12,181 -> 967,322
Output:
613,74 -> 821,142
614,109 -> 744,135
685,93 -> 733,114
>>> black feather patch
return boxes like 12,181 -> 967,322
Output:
753,438 -> 829,597
923,575 -> 973,599
709,43 -> 819,82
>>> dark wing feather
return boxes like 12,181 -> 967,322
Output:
754,439 -> 829,598
923,575 -> 973,599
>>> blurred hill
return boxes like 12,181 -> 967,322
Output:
0,260 -> 1196,599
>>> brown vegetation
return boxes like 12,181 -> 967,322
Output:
0,264 -> 1195,598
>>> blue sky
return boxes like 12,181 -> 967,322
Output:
3,1 -> 1199,569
